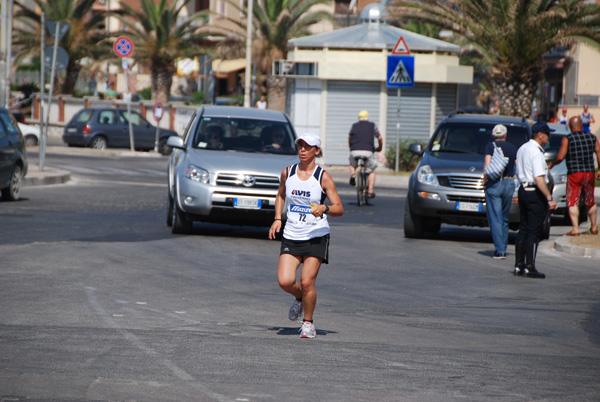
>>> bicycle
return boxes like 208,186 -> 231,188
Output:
355,156 -> 369,206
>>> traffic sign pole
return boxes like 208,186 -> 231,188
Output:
153,102 -> 163,152
113,37 -> 135,152
41,21 -> 61,171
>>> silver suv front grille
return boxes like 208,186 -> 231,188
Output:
444,175 -> 484,191
216,173 -> 279,189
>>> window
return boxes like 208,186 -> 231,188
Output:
0,111 -> 19,136
430,122 -> 529,155
74,109 -> 94,124
120,111 -> 148,126
193,117 -> 297,155
196,0 -> 210,10
98,110 -> 117,125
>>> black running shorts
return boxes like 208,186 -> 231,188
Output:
280,234 -> 330,264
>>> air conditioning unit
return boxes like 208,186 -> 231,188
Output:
273,60 -> 318,77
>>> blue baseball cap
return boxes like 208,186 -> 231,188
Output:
531,121 -> 555,135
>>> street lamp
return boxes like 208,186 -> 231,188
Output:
243,0 -> 253,108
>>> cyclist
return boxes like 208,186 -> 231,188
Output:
348,110 -> 383,198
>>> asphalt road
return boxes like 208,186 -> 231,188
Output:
0,148 -> 599,401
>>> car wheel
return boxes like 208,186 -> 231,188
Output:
171,192 -> 192,234
1,165 -> 22,201
424,221 -> 441,234
25,135 -> 38,147
166,190 -> 174,227
542,212 -> 551,240
404,199 -> 424,238
159,138 -> 172,155
90,136 -> 107,150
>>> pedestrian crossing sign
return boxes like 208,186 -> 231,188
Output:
387,55 -> 415,88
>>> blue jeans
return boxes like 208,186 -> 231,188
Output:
485,178 -> 514,253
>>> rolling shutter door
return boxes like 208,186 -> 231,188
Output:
435,84 -> 457,127
386,83 -> 432,150
325,81 -> 380,165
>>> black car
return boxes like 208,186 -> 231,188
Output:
62,107 -> 179,155
0,108 -> 28,201
405,112 -> 545,238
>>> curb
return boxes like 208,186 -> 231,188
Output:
23,166 -> 71,187
554,235 -> 600,259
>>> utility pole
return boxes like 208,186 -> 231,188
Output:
5,0 -> 13,106
0,0 -> 8,107
243,0 -> 253,108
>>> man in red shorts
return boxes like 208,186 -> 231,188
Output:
548,116 -> 600,235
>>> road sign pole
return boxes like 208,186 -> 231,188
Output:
125,67 -> 134,152
395,88 -> 401,173
41,22 -> 60,171
39,12 -> 46,171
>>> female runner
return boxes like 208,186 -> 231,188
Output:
269,133 -> 344,338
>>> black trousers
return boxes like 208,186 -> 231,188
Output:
517,186 -> 548,244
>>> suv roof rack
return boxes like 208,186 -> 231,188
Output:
447,109 -> 466,119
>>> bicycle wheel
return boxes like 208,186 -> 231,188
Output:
356,166 -> 364,206
363,170 -> 369,206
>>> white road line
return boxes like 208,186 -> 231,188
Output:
84,286 -> 231,402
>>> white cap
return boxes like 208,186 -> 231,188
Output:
295,132 -> 321,148
492,124 -> 507,138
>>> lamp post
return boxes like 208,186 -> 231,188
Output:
243,0 -> 253,108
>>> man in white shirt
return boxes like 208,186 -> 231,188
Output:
515,121 -> 558,278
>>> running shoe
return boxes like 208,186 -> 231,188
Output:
288,299 -> 303,321
299,321 -> 316,339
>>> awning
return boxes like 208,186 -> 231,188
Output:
212,58 -> 246,78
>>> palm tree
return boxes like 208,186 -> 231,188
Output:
221,0 -> 332,97
114,0 -> 211,104
389,0 -> 600,116
14,0 -> 108,94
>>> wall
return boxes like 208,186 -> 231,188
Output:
30,94 -> 198,137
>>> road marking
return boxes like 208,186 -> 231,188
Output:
84,286 -> 230,401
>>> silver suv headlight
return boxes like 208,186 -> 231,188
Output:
185,165 -> 209,183
417,165 -> 438,186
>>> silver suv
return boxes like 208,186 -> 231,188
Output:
166,106 -> 298,234
405,112 -> 540,238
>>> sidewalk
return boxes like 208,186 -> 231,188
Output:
22,150 -> 599,258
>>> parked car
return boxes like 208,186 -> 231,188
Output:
405,112 -> 548,238
18,122 -> 40,147
545,123 -> 587,224
62,107 -> 179,155
166,106 -> 298,234
0,107 -> 28,201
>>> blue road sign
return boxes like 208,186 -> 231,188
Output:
387,55 -> 415,88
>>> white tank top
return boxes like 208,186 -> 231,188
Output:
283,164 -> 330,241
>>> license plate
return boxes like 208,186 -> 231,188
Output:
233,198 -> 262,209
67,127 -> 77,133
455,202 -> 482,212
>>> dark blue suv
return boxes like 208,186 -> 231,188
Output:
405,112 -> 538,238
0,108 -> 28,201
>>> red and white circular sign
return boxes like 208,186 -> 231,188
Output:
113,36 -> 134,58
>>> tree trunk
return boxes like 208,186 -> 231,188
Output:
266,75 -> 286,113
58,59 -> 82,95
491,65 -> 541,118
151,63 -> 176,104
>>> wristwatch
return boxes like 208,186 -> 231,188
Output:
324,205 -> 330,214
548,197 -> 553,201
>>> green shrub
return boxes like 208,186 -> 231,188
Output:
191,91 -> 204,104
73,88 -> 94,98
138,87 -> 152,100
385,138 -> 426,171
